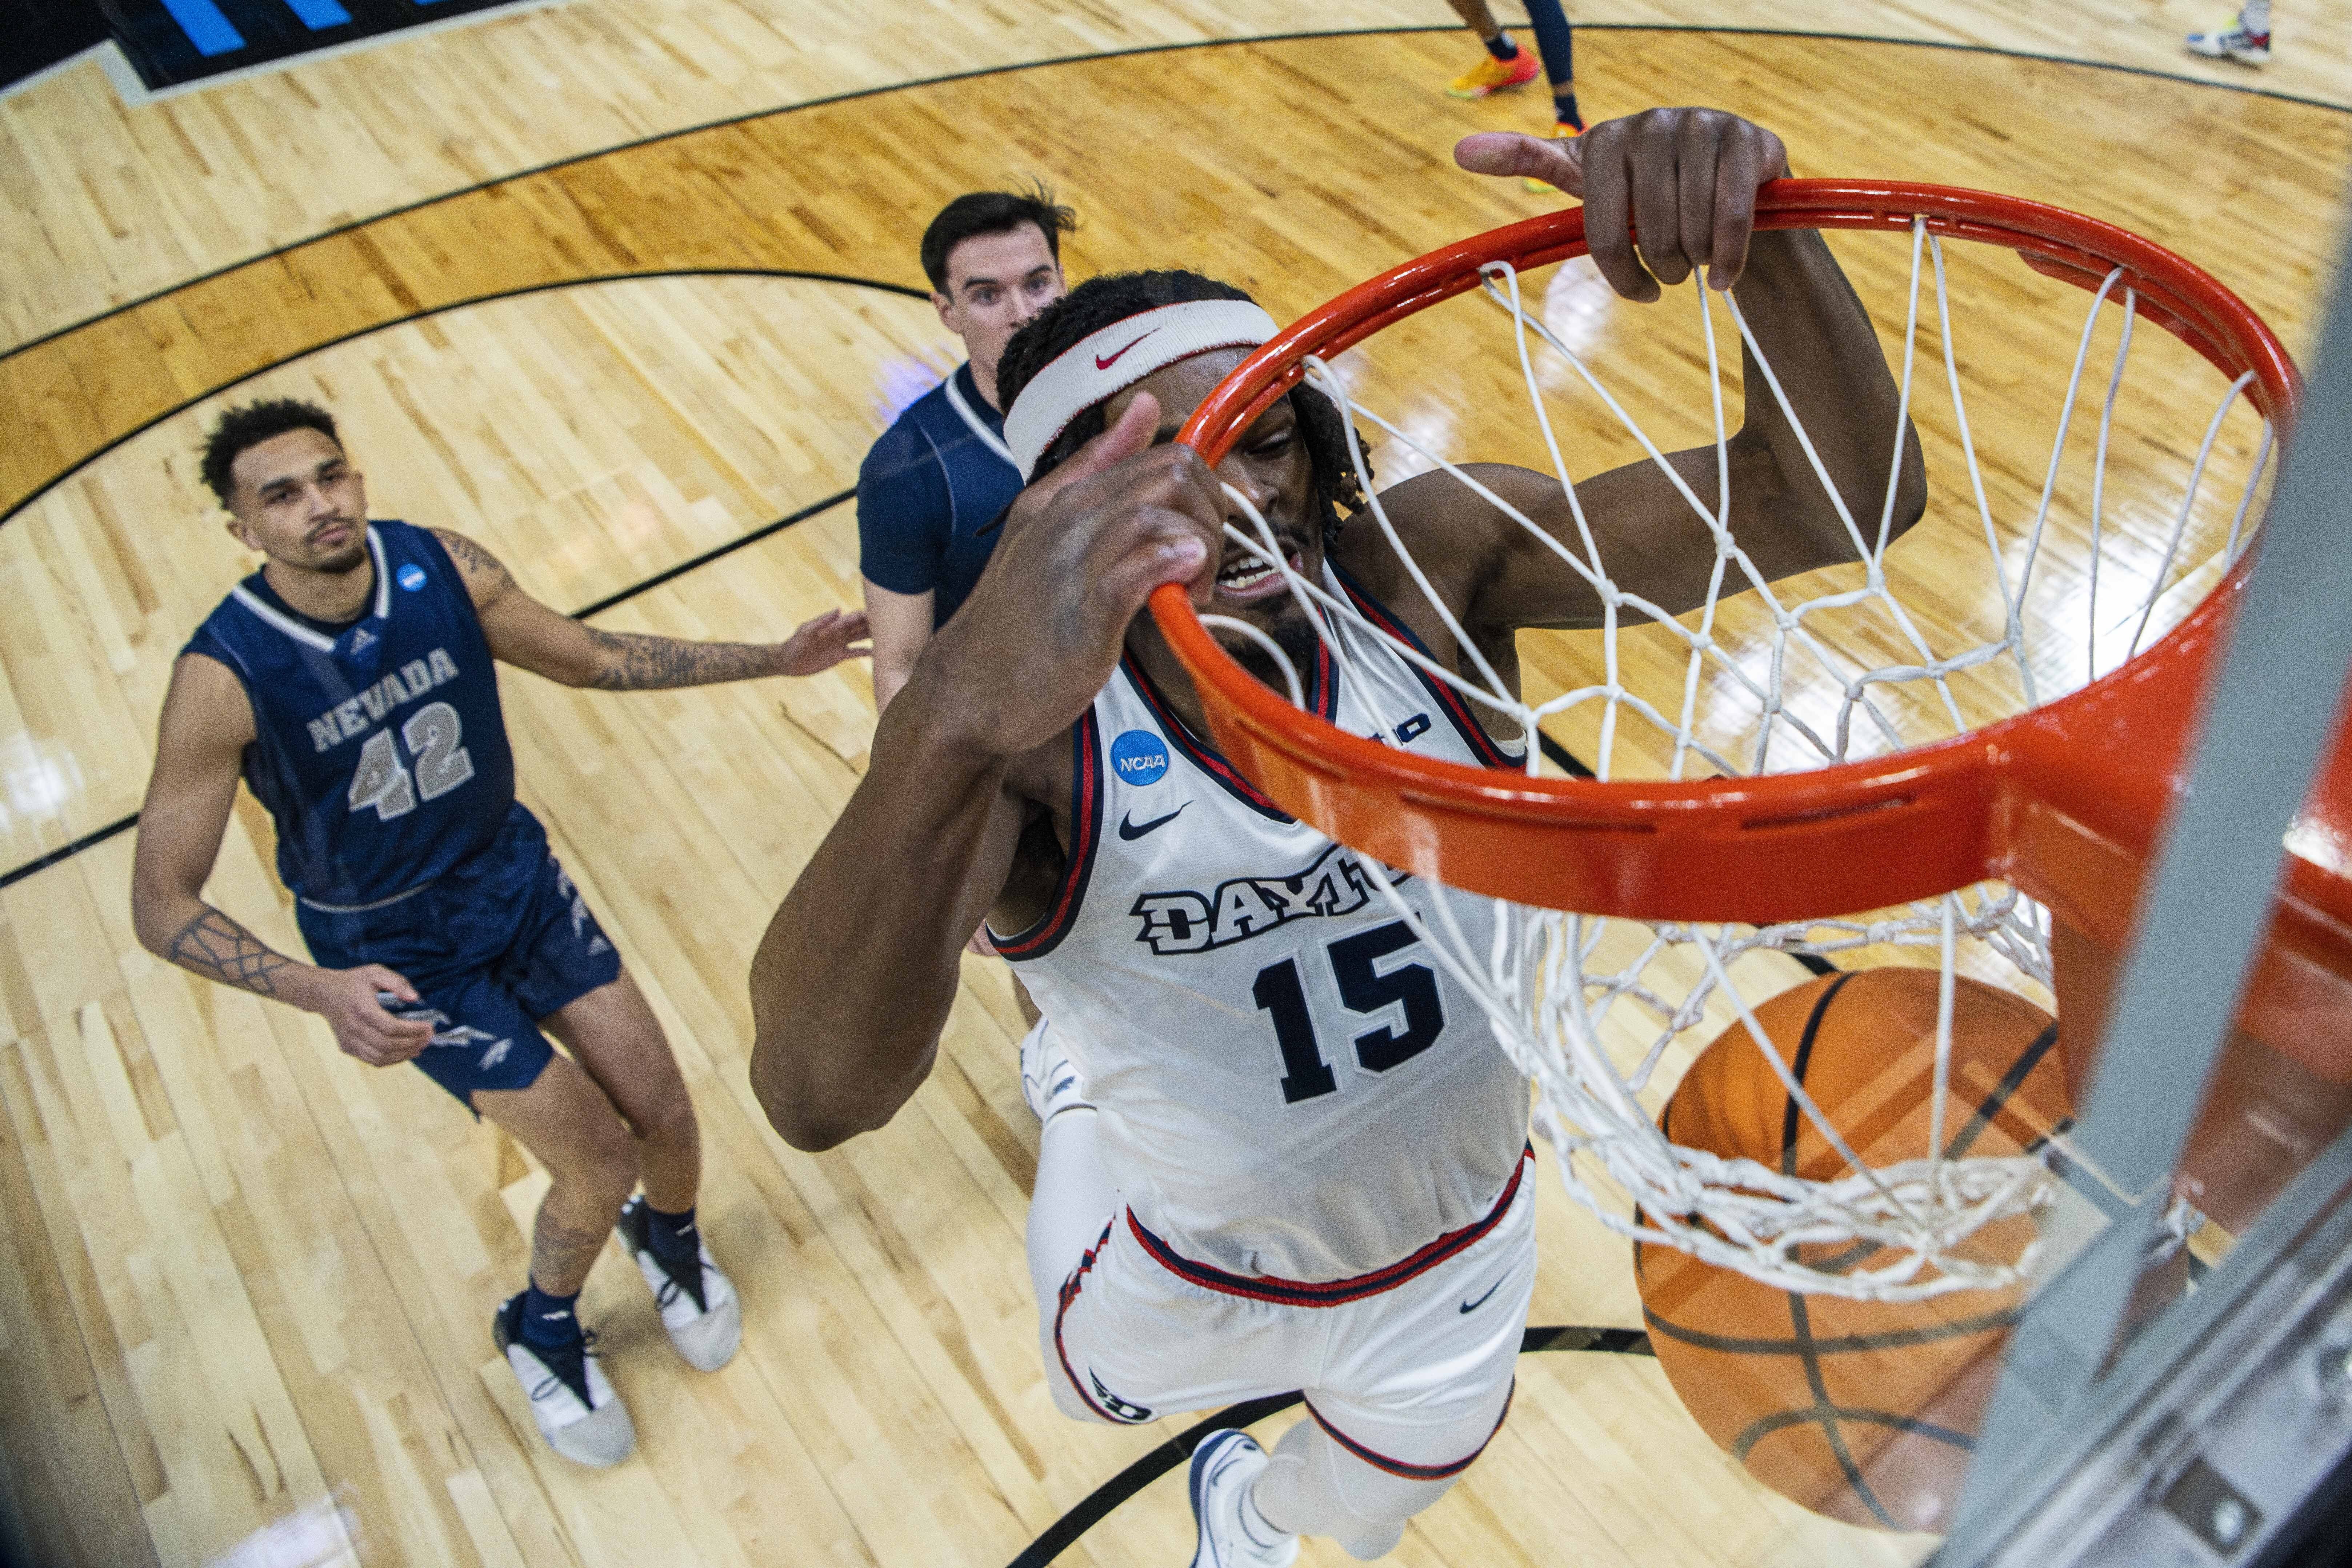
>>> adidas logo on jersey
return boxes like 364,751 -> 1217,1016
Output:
304,647 -> 462,753
1129,841 -> 1400,955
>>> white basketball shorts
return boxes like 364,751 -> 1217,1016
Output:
1047,1149 -> 1536,1476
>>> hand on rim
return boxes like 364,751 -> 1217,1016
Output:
1456,107 -> 1791,297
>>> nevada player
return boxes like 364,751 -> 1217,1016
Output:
130,399 -> 868,1467
751,109 -> 1922,1560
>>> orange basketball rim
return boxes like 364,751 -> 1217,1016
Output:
1155,180 -> 2348,1060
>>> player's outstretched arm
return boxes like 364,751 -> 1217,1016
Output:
129,655 -> 434,1065
748,397 -> 1223,1151
429,527 -> 872,689
1448,109 -> 1924,631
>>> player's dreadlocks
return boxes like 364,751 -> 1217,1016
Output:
997,271 -> 1370,542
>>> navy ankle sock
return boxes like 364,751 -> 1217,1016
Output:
1554,91 -> 1583,131
519,1280 -> 583,1349
643,1203 -> 700,1273
1483,32 -> 1520,61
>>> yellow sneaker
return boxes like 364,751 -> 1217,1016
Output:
1524,119 -> 1583,193
1447,48 -> 1543,99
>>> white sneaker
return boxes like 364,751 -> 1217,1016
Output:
617,1196 -> 742,1373
1188,1430 -> 1299,1568
2187,19 -> 2272,64
493,1293 -> 636,1467
1019,1020 -> 1093,1125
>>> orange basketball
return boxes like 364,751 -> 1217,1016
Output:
1634,968 -> 2071,1534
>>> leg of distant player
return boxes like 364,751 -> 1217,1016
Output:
544,972 -> 700,1211
545,972 -> 743,1372
1523,0 -> 1581,132
473,1051 -> 642,1466
1442,0 -> 1542,99
477,1055 -> 641,1296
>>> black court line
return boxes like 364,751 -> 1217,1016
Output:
1003,1323 -> 1653,1568
0,484 -> 855,892
5,21 -> 2340,367
0,268 -> 923,531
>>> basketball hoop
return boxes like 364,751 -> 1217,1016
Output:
1149,181 -> 2345,1303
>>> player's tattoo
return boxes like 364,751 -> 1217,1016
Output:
531,1206 -> 609,1292
429,528 -> 515,591
167,907 -> 295,996
586,629 -> 782,690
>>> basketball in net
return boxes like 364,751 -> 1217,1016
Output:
1636,968 -> 2070,1532
1156,180 -> 2352,1526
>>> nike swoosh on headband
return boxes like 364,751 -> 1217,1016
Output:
1094,327 -> 1161,371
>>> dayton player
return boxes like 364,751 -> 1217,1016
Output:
131,399 -> 868,1468
750,109 -> 1922,1561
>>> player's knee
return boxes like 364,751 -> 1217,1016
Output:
634,1074 -> 697,1145
555,1106 -> 639,1200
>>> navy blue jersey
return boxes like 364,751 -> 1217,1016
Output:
183,520 -> 516,909
857,361 -> 1024,627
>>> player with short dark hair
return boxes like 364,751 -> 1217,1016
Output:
861,184 -> 1078,712
752,108 -> 1925,1563
133,398 -> 869,1468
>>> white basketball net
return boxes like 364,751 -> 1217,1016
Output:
1206,218 -> 2274,1301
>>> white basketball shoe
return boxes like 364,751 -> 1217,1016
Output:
617,1195 -> 743,1373
1188,1430 -> 1299,1568
2186,16 -> 2272,64
1019,1020 -> 1094,1126
493,1293 -> 636,1467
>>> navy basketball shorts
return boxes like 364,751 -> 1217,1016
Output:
297,804 -> 623,1108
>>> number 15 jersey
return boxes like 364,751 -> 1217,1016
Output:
183,520 -> 516,911
993,565 -> 1532,1284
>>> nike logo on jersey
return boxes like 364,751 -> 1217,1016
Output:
1129,840 -> 1405,955
1117,803 -> 1189,840
1093,328 -> 1160,371
304,647 -> 462,753
1459,1277 -> 1505,1314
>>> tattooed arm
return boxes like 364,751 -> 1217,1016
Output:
431,527 -> 871,691
131,655 -> 433,1065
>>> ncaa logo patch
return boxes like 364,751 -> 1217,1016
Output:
396,563 -> 428,592
1109,730 -> 1169,788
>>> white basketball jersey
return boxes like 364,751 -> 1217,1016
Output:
994,565 -> 1532,1283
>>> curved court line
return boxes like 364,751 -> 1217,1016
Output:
0,267 -> 924,532
6,22 -> 2339,367
1003,1324 -> 1654,1568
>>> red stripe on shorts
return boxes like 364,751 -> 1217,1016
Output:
1304,1380 -> 1517,1480
1126,1147 -> 1531,1306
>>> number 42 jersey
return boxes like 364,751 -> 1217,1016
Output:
993,564 -> 1534,1285
183,520 -> 516,911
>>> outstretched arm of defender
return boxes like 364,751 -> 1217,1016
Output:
429,528 -> 872,689
747,398 -> 1223,1151
130,654 -> 434,1065
1449,110 -> 1925,630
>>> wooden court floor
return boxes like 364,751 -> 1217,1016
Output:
3,12 -> 2350,1568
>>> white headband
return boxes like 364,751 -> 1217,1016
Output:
1003,300 -> 1279,480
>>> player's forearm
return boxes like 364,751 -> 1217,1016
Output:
1731,231 -> 1926,551
749,684 -> 1011,1149
137,896 -> 323,1006
585,629 -> 792,691
872,650 -> 920,712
